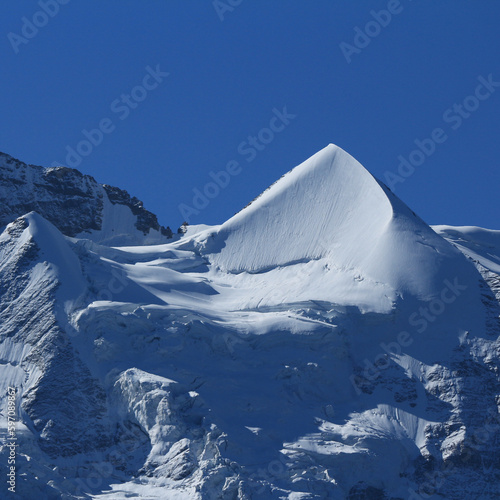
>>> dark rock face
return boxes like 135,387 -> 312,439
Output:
0,152 -> 172,241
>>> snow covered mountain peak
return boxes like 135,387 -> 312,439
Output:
200,144 -> 472,311
17,211 -> 87,303
1,146 -> 499,499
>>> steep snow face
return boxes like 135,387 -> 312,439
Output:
80,192 -> 168,246
1,147 -> 499,499
0,214 -> 111,488
203,145 -> 472,306
207,144 -> 392,273
23,212 -> 87,304
0,152 -> 172,246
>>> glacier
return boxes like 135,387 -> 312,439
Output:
0,145 -> 499,499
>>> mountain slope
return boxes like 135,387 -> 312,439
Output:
194,145 -> 481,316
0,152 -> 173,245
0,146 -> 499,499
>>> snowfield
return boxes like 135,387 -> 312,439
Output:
0,145 -> 499,499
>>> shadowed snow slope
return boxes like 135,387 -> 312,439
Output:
204,145 -> 472,302
1,146 -> 499,499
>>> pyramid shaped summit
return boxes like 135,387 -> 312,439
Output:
202,144 -> 473,302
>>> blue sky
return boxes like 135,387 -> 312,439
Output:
1,1 -> 499,230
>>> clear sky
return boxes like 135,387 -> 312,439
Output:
1,1 -> 499,230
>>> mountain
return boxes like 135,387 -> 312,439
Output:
0,145 -> 499,499
201,145 -> 477,310
0,152 -> 173,245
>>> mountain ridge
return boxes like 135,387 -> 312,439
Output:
0,145 -> 499,499
0,151 -> 174,246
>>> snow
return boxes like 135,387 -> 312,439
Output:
0,151 -> 171,247
199,145 -> 476,310
0,212 -> 87,413
1,145 -> 499,498
433,224 -> 500,274
77,190 -> 168,246
24,212 -> 86,305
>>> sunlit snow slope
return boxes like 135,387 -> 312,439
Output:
199,145 -> 477,311
0,145 -> 499,499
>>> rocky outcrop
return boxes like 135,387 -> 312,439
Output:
0,152 -> 173,243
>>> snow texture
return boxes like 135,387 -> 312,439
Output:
0,145 -> 499,499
